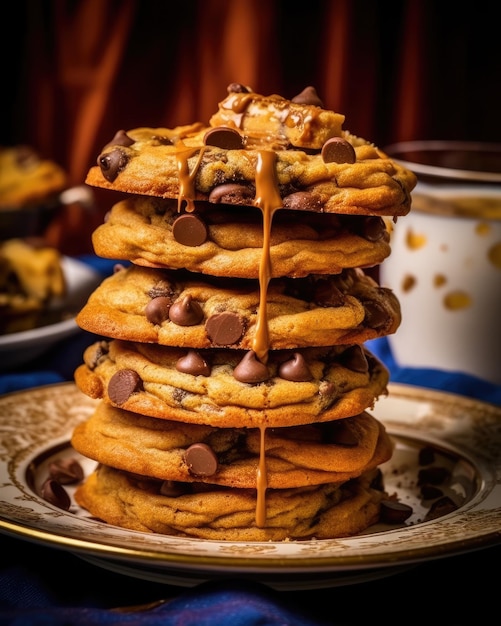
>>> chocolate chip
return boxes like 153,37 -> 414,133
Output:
176,350 -> 211,376
321,137 -> 356,164
204,127 -> 245,150
312,279 -> 345,307
205,312 -> 245,346
339,346 -> 369,373
104,129 -> 134,149
421,485 -> 444,499
48,458 -> 84,484
113,263 -> 127,273
169,295 -> 204,326
233,351 -> 269,383
172,213 -> 208,246
40,479 -> 71,510
425,496 -> 459,521
148,278 -> 175,299
370,468 -> 385,492
145,296 -> 172,325
363,301 -> 388,329
227,83 -> 252,94
418,446 -> 436,466
151,134 -> 173,145
86,340 -> 109,370
418,466 -> 451,486
278,353 -> 313,382
209,183 -> 255,205
291,86 -> 324,107
184,443 -> 218,477
97,149 -> 129,182
361,216 -> 386,241
282,191 -> 323,212
380,500 -> 413,524
324,420 -> 358,447
108,369 -> 143,405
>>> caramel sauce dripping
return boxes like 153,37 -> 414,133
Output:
252,150 -> 283,364
252,150 -> 283,527
175,142 -> 207,213
175,139 -> 284,529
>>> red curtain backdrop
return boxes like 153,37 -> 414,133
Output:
3,0 -> 500,252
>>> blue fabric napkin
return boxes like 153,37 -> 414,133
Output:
0,578 -> 330,626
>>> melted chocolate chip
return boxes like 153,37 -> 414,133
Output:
233,351 -> 269,383
312,279 -> 345,307
148,278 -> 175,299
184,443 -> 218,477
145,296 -> 172,325
209,183 -> 255,205
361,216 -> 386,241
48,458 -> 84,484
172,213 -> 208,246
278,353 -> 313,382
380,500 -> 413,524
97,149 -> 129,182
40,479 -> 71,511
86,340 -> 109,370
321,137 -> 356,164
227,83 -> 252,94
324,420 -> 358,447
151,134 -> 173,145
204,127 -> 245,150
205,312 -> 245,345
291,86 -> 324,107
104,129 -> 134,149
176,350 -> 211,376
339,346 -> 369,373
169,295 -> 204,326
282,191 -> 323,212
108,369 -> 143,405
363,301 -> 388,329
370,468 -> 385,492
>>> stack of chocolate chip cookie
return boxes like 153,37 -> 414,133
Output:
71,84 -> 416,540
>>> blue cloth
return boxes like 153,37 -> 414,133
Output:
366,337 -> 501,406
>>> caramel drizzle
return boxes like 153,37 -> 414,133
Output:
174,144 -> 283,529
175,142 -> 207,213
252,150 -> 283,527
252,150 -> 283,363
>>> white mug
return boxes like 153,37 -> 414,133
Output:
380,141 -> 501,385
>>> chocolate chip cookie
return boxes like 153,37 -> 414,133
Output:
76,264 -> 400,349
74,339 -> 389,428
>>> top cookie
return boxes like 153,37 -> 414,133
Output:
85,85 -> 416,216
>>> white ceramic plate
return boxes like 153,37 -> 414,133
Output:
0,257 -> 101,369
0,382 -> 500,590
